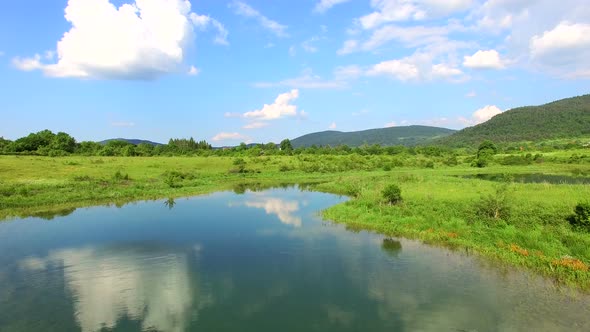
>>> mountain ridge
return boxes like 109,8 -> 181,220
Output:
291,125 -> 456,148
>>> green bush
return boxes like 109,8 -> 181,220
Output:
471,158 -> 488,168
382,184 -> 402,205
474,184 -> 511,222
567,202 -> 590,232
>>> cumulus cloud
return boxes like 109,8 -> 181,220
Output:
13,0 -> 227,80
243,89 -> 300,120
529,22 -> 590,76
314,0 -> 351,14
367,53 -> 466,82
329,122 -> 337,129
460,105 -> 502,126
384,121 -> 397,127
211,132 -> 250,142
230,1 -> 288,37
358,0 -> 473,30
471,0 -> 590,78
463,50 -> 505,69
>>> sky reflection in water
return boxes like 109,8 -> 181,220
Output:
0,187 -> 589,332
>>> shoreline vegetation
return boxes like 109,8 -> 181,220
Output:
1,142 -> 590,290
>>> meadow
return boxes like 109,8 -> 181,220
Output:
1,149 -> 590,289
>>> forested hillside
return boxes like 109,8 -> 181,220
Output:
440,95 -> 590,147
291,125 -> 456,148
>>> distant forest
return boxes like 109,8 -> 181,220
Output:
439,94 -> 590,146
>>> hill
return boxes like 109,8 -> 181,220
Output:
99,138 -> 163,146
291,125 -> 456,148
440,94 -> 590,147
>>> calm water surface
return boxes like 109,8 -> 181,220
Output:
0,187 -> 589,332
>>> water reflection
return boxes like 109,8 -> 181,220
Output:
19,245 -> 209,332
164,197 -> 176,210
244,196 -> 302,227
1,189 -> 589,331
381,238 -> 402,258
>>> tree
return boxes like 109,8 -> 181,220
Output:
477,140 -> 497,158
472,140 -> 497,168
280,139 -> 293,152
49,132 -> 76,153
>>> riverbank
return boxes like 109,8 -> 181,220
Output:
1,155 -> 589,289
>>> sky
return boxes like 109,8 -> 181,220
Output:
1,0 -> 589,144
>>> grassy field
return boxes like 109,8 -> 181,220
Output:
1,154 -> 590,289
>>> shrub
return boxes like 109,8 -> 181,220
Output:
471,158 -> 488,168
382,184 -> 402,205
475,184 -> 511,222
567,202 -> 590,232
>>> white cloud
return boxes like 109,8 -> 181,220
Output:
465,91 -> 477,98
471,0 -> 590,78
358,0 -> 473,30
463,50 -> 505,69
384,121 -> 397,127
13,0 -> 226,80
530,22 -> 590,74
189,13 -> 229,45
212,132 -> 249,142
329,122 -> 337,129
187,66 -> 200,75
230,1 -> 288,37
243,89 -> 300,120
314,0 -> 351,14
289,45 -> 296,56
367,53 -> 466,82
243,122 -> 269,129
111,121 -> 135,127
362,24 -> 449,51
460,105 -> 502,126
368,59 -> 419,81
13,54 -> 43,71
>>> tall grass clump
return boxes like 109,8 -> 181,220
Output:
382,184 -> 402,205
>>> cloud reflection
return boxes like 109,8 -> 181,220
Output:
244,197 -> 302,227
20,246 -> 207,332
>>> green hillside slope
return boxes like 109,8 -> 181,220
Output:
291,125 -> 456,148
440,94 -> 590,146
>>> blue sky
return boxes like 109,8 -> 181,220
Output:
1,0 -> 589,144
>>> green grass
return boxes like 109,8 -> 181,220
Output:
1,154 -> 590,289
